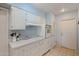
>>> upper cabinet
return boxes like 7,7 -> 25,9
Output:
10,7 -> 26,30
10,6 -> 45,30
26,12 -> 44,26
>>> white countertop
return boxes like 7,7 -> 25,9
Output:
9,37 -> 44,48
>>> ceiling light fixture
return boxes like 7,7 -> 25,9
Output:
61,8 -> 65,12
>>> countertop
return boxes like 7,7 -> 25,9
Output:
9,37 -> 44,48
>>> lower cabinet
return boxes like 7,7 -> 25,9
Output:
10,46 -> 25,56
10,38 -> 51,56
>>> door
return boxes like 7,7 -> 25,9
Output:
0,8 -> 9,55
60,19 -> 77,49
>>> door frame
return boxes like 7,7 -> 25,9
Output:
0,7 -> 9,55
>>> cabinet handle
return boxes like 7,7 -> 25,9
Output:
11,26 -> 13,28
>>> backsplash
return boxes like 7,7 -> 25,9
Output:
9,26 -> 41,41
25,26 -> 41,37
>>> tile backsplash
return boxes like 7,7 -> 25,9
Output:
9,26 -> 41,41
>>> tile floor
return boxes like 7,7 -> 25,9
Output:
44,45 -> 78,56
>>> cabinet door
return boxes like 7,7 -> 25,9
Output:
10,7 -> 26,30
48,37 -> 56,49
10,46 -> 24,56
26,13 -> 42,25
26,13 -> 35,24
26,41 -> 41,56
39,39 -> 49,55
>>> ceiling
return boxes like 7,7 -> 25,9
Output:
32,3 -> 79,15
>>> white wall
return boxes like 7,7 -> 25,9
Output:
56,10 -> 78,45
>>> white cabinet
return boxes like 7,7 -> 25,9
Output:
10,7 -> 26,30
10,46 -> 24,56
10,41 -> 42,56
27,41 -> 41,56
48,36 -> 56,49
39,38 -> 49,55
10,38 -> 50,56
26,12 -> 43,26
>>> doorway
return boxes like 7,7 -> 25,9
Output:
60,19 -> 77,50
